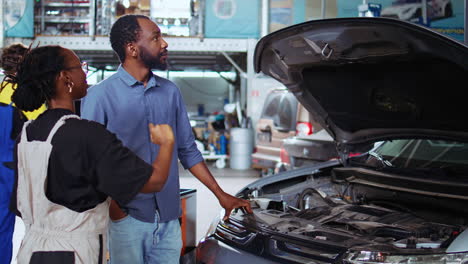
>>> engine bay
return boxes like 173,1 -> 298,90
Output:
229,166 -> 468,255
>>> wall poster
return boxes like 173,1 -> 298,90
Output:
269,0 -> 305,33
337,0 -> 465,42
4,0 -> 34,37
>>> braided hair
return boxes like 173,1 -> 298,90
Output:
110,14 -> 150,63
6,46 -> 66,112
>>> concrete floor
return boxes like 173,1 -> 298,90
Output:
11,162 -> 260,263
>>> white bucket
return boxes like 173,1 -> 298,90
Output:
229,128 -> 253,170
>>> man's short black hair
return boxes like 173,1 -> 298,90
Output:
110,14 -> 150,63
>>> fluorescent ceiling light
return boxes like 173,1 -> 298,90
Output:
153,71 -> 236,78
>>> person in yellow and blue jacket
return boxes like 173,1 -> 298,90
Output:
1,43 -> 47,119
0,43 -> 45,264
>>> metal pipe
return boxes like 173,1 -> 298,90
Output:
220,51 -> 247,78
261,0 -> 269,37
245,39 -> 257,121
199,0 -> 205,39
465,0 -> 467,44
229,84 -> 235,103
321,0 -> 326,19
90,0 -> 97,39
422,0 -> 428,25
99,68 -> 105,82
0,0 -> 4,48
41,0 -> 45,34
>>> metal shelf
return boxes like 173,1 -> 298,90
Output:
5,36 -> 251,72
34,0 -> 112,36
37,17 -> 90,23
44,3 -> 90,7
9,36 -> 250,52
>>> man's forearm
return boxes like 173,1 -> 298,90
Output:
188,161 -> 253,220
189,162 -> 225,198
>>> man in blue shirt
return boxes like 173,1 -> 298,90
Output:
81,14 -> 252,264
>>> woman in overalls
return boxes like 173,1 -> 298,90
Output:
7,45 -> 175,264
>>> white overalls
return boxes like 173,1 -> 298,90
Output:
16,115 -> 110,264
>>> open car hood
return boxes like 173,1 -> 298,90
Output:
254,18 -> 468,149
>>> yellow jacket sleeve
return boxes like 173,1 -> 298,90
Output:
0,82 -> 47,120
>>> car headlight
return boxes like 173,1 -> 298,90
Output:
345,251 -> 468,264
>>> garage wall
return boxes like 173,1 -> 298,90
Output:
170,76 -> 231,115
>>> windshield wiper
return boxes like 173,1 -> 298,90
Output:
368,150 -> 394,167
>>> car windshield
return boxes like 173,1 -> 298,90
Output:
351,139 -> 468,179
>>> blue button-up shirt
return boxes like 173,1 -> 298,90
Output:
81,66 -> 203,223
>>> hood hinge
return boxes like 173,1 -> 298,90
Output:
336,142 -> 349,165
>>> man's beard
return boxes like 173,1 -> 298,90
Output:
139,46 -> 167,70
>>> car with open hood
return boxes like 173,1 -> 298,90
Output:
196,17 -> 468,264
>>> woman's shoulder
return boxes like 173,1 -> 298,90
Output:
71,118 -> 112,135
64,118 -> 119,150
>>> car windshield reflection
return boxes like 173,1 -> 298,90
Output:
351,139 -> 468,178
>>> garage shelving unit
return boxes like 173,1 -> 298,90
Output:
34,0 -> 114,36
4,36 -> 253,76
7,35 -> 249,52
3,0 -> 260,119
